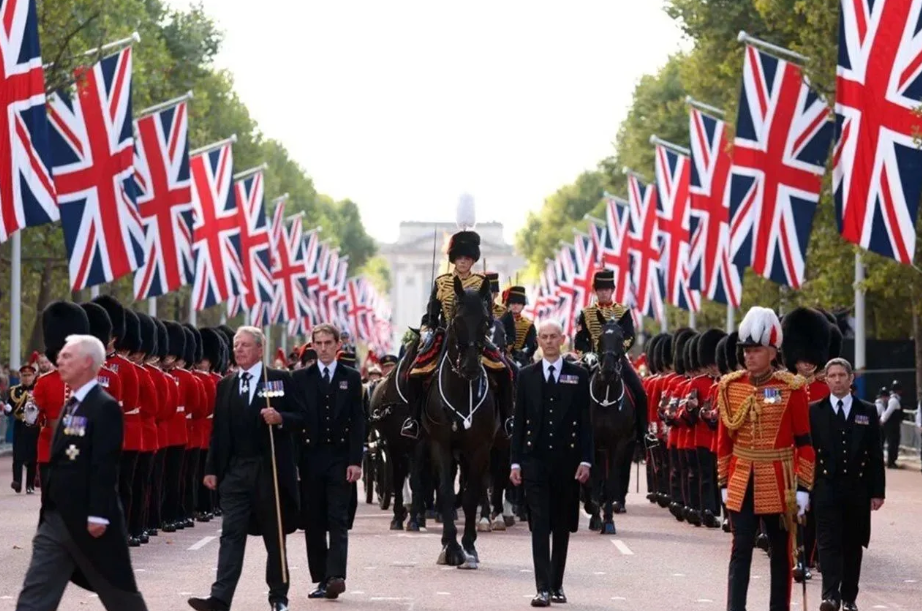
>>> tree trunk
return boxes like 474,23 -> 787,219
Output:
27,261 -> 56,354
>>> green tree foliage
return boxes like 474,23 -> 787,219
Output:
0,0 -> 377,361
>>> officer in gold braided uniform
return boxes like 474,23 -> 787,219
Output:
401,229 -> 510,439
484,272 -> 507,320
4,359 -> 41,494
500,285 -> 536,368
717,306 -> 815,611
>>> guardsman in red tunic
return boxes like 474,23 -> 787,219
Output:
679,334 -> 705,526
664,329 -> 695,521
647,335 -> 672,508
193,327 -> 223,521
130,312 -> 159,545
178,325 -> 205,528
33,302 -> 90,491
641,334 -> 663,504
147,318 -> 175,535
161,321 -> 189,532
718,307 -> 815,611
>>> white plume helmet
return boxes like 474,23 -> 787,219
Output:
738,306 -> 783,349
456,193 -> 476,230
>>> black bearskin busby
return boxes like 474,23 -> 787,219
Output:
724,331 -> 739,371
646,334 -> 666,375
153,319 -> 169,361
697,328 -> 727,370
182,325 -> 200,367
164,321 -> 186,362
136,313 -> 157,357
120,309 -> 142,354
200,328 -> 223,370
816,308 -> 843,360
657,334 -> 674,371
485,272 -> 500,293
448,231 -> 480,263
42,301 -> 90,363
81,302 -> 113,348
92,295 -> 125,343
715,336 -> 730,375
217,324 -> 236,366
503,286 -> 528,306
672,328 -> 696,376
781,307 -> 832,372
685,333 -> 701,372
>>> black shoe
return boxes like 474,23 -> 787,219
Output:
401,418 -> 420,439
184,518 -> 195,528
174,520 -> 185,530
162,522 -> 176,533
531,591 -> 550,607
139,532 -> 149,544
11,481 -> 21,494
128,536 -> 141,547
308,583 -> 327,599
819,599 -> 839,611
187,596 -> 229,611
702,510 -> 720,528
269,603 -> 289,611
551,588 -> 567,603
325,577 -> 346,599
147,528 -> 159,537
722,517 -> 731,533
25,487 -> 34,495
842,602 -> 858,611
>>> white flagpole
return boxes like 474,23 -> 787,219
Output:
148,297 -> 156,316
689,310 -> 696,330
726,304 -> 736,333
189,301 -> 197,326
90,286 -> 100,298
854,252 -> 866,371
10,232 -> 21,372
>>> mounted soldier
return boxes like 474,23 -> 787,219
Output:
401,197 -> 512,439
485,272 -> 507,320
500,285 -> 537,368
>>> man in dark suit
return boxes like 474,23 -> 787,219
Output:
188,326 -> 306,611
810,358 -> 886,611
292,323 -> 365,600
16,334 -> 148,611
510,320 -> 592,608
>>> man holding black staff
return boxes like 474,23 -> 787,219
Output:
188,326 -> 305,611
810,358 -> 885,611
292,323 -> 365,600
510,320 -> 592,608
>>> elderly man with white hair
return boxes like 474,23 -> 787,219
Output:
16,333 -> 149,611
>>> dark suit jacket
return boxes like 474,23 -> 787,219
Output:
43,384 -> 137,592
292,362 -> 365,467
510,359 -> 593,468
207,366 -> 306,535
809,395 -> 885,546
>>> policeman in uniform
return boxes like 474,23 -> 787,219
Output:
500,285 -> 537,368
5,358 -> 41,494
718,307 -> 815,611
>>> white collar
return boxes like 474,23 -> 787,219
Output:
831,393 -> 853,411
72,378 -> 99,402
542,357 -> 563,373
239,361 -> 262,381
319,360 -> 337,377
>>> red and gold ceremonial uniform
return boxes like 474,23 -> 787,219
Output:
33,370 -> 67,467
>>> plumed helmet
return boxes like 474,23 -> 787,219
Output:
81,302 -> 113,348
164,321 -> 186,361
593,269 -> 615,290
738,306 -> 783,349
91,295 -> 125,343
672,328 -> 696,375
725,331 -> 740,371
42,301 -> 90,363
697,328 -> 727,370
448,230 -> 481,263
136,313 -> 157,357
780,307 -> 831,372
120,309 -> 142,354
200,328 -> 223,369
685,333 -> 701,372
657,334 -> 674,370
715,336 -> 730,375
217,324 -> 236,366
154,319 -> 169,360
182,325 -> 200,366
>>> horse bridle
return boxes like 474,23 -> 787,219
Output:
434,309 -> 489,431
590,347 -> 625,409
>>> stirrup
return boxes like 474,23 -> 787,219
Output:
401,418 -> 420,439
503,417 -> 514,438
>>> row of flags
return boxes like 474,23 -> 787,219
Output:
1,0 -> 392,352
530,1 -> 922,330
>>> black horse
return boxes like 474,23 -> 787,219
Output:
583,318 -> 637,535
424,276 -> 496,568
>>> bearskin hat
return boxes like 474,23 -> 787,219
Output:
657,334 -> 674,370
182,325 -> 200,366
685,333 -> 701,372
815,308 -> 843,360
136,313 -> 157,357
42,301 -> 90,363
91,295 -> 125,342
593,269 -> 615,290
715,336 -> 730,375
448,230 -> 480,263
217,324 -> 236,366
781,307 -> 831,372
200,328 -> 223,369
672,328 -> 696,375
153,319 -> 169,360
120,309 -> 142,354
504,286 -> 527,306
215,332 -> 229,373
646,334 -> 665,375
164,321 -> 186,361
725,331 -> 740,371
81,302 -> 112,348
697,328 -> 727,369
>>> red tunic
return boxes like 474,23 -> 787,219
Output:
169,368 -> 199,448
108,354 -> 140,451
806,378 -> 830,403
134,363 -> 158,453
33,370 -> 66,465
686,374 -> 717,450
673,377 -> 693,450
145,365 -> 174,449
193,371 -> 217,449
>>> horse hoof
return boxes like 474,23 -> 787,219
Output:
443,544 -> 466,566
503,515 -> 515,527
405,520 -> 420,532
477,518 -> 492,533
457,556 -> 479,570
437,549 -> 448,565
491,517 -> 506,531
390,519 -> 404,531
601,521 -> 617,535
588,516 -> 601,531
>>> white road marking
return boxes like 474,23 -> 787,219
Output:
436,592 -> 451,595
905,579 -> 917,583
593,571 -> 606,575
696,599 -> 714,603
872,606 -> 888,609
672,573 -> 686,577
519,569 -> 532,573
179,592 -> 193,595
370,597 -> 412,601
611,539 -> 634,555
612,596 -> 627,601
1,596 -> 14,600
353,591 -> 365,595
364,566 -> 378,570
188,536 -> 216,551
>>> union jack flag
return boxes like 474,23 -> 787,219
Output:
0,0 -> 56,242
571,235 -> 597,312
728,45 -> 832,288
190,142 -> 244,310
688,106 -> 743,306
626,173 -> 665,323
48,47 -> 145,290
132,100 -> 193,299
234,169 -> 274,308
653,144 -> 700,312
834,0 -> 922,264
603,193 -> 634,308
272,214 -> 311,325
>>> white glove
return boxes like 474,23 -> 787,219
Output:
721,488 -> 728,505
796,491 -> 810,517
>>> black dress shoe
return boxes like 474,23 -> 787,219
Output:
11,481 -> 21,494
819,599 -> 840,611
147,528 -> 159,537
269,602 -> 289,611
308,584 -> 327,599
325,577 -> 346,599
25,487 -> 34,494
187,596 -> 229,611
184,518 -> 195,528
842,603 -> 858,611
551,588 -> 567,603
139,532 -> 150,544
530,591 -> 550,607
128,536 -> 141,547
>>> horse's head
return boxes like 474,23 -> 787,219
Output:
597,317 -> 625,384
448,275 -> 491,380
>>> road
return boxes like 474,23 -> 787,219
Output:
0,455 -> 919,610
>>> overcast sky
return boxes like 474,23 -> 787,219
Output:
167,1 -> 688,244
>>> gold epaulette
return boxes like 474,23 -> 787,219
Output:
719,370 -> 747,391
772,370 -> 805,390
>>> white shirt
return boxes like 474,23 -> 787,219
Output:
238,362 -> 263,404
542,357 -> 563,383
874,398 -> 886,419
880,393 -> 901,424
830,393 -> 853,421
318,360 -> 337,381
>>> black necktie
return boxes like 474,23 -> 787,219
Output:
836,399 -> 846,424
322,367 -> 331,387
547,365 -> 556,384
240,372 -> 251,398
64,396 -> 79,417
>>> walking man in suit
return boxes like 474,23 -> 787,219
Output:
292,323 -> 365,600
810,358 -> 885,611
188,326 -> 306,611
510,320 -> 592,608
16,334 -> 148,611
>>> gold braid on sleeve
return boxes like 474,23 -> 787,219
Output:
718,371 -> 750,432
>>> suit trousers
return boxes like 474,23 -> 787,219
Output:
12,459 -> 36,489
16,511 -> 148,611
884,418 -> 901,466
148,450 -> 165,530
522,454 -> 576,592
697,447 -> 718,515
118,451 -> 138,530
301,446 -> 352,584
815,482 -> 866,605
162,445 -> 184,523
211,458 -> 289,606
129,452 -> 152,537
727,483 -> 792,611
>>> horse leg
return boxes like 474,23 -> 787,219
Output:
587,454 -> 602,531
390,453 -> 407,531
406,448 -> 423,531
477,481 -> 492,533
601,448 -> 617,535
459,454 -> 488,569
434,443 -> 464,566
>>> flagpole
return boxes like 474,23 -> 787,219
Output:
189,301 -> 197,326
854,252 -> 866,372
689,310 -> 696,330
90,286 -> 99,298
148,297 -> 156,317
649,135 -> 691,156
10,231 -> 21,372
737,30 -> 809,64
233,163 -> 269,182
43,31 -> 141,69
685,96 -> 726,117
190,134 -> 238,157
136,90 -> 194,119
726,304 -> 735,333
